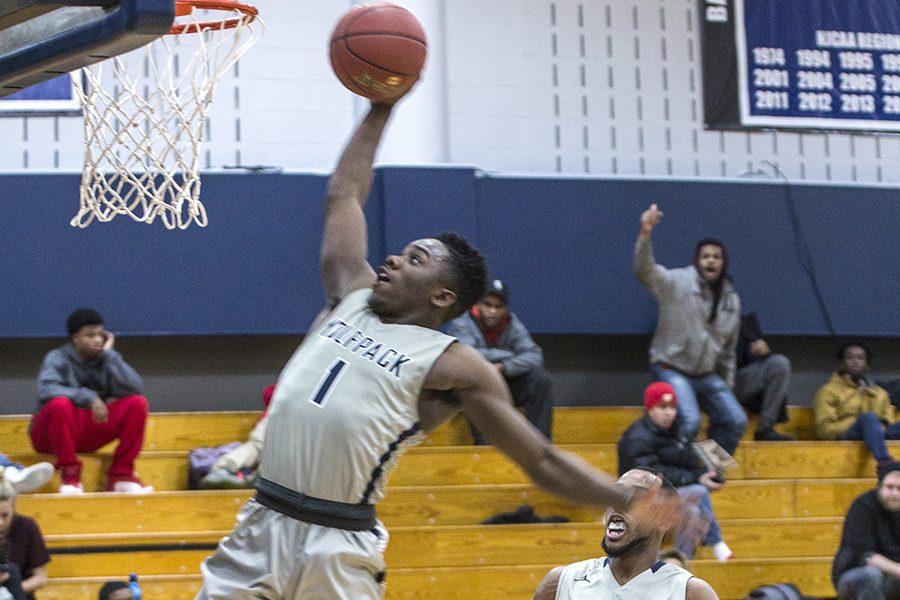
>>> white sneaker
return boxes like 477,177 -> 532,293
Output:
58,482 -> 84,495
111,480 -> 154,494
3,463 -> 54,494
712,541 -> 733,562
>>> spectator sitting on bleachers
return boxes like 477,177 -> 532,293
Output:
0,456 -> 52,495
30,308 -> 152,495
446,279 -> 554,444
633,203 -> 747,455
97,580 -> 134,600
617,382 -> 733,562
734,312 -> 795,441
199,385 -> 275,489
0,477 -> 49,600
814,343 -> 897,473
832,461 -> 900,599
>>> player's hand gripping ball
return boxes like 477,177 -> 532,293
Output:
329,3 -> 427,103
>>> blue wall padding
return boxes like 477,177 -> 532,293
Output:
1,170 -> 897,337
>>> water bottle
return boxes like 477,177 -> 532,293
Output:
129,573 -> 142,600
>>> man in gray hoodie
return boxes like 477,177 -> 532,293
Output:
632,204 -> 747,455
446,279 -> 553,443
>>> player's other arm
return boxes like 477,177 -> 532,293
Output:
425,343 -> 631,510
686,577 -> 719,600
320,103 -> 393,305
533,566 -> 563,600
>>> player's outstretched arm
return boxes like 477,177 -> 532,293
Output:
686,577 -> 719,600
424,343 -> 632,510
533,567 -> 563,600
321,103 -> 392,305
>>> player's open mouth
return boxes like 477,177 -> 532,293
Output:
376,268 -> 391,283
606,514 -> 628,541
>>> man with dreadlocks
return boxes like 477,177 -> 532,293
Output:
632,204 -> 747,455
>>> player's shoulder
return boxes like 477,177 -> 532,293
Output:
533,565 -> 564,600
432,340 -> 493,377
335,286 -> 373,309
685,576 -> 719,600
435,338 -> 479,362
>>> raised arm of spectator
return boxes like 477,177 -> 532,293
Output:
37,352 -> 96,407
320,103 -> 393,306
814,386 -> 858,440
497,316 -> 543,377
633,204 -> 677,296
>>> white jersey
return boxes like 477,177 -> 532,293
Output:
260,288 -> 455,505
556,557 -> 692,600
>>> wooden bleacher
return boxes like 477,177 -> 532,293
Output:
1,407 -> 872,599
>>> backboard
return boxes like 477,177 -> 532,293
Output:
0,0 -> 174,96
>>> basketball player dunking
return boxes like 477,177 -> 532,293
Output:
196,102 -> 681,599
534,469 -> 719,600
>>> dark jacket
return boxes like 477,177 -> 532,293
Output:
36,343 -> 143,410
445,311 -> 543,378
616,414 -> 706,487
736,312 -> 764,370
832,488 -> 900,585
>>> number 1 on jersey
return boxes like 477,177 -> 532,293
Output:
310,358 -> 348,407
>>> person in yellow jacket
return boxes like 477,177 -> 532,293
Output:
815,343 -> 897,473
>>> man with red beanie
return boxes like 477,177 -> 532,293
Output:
633,204 -> 747,455
617,382 -> 733,561
30,308 -> 151,494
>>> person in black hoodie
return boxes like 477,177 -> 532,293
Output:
833,462 -> 900,599
734,313 -> 795,441
617,382 -> 732,561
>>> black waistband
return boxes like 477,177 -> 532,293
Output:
254,477 -> 376,531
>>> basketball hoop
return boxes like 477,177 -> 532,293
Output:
72,0 -> 263,229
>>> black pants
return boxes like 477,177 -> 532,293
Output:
471,368 -> 554,444
0,563 -> 27,600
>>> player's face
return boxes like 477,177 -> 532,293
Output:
841,345 -> 869,378
71,324 -> 106,360
601,470 -> 659,557
476,295 -> 508,328
697,244 -> 724,282
370,238 -> 454,318
647,402 -> 677,430
0,499 -> 14,537
879,472 -> 900,512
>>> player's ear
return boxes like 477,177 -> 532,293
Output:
430,287 -> 457,311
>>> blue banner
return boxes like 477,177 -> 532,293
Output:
0,74 -> 80,114
737,0 -> 900,131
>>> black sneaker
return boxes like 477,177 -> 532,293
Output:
753,428 -> 796,442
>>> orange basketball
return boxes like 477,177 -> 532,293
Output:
329,3 -> 427,102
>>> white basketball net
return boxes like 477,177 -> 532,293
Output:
71,4 -> 263,229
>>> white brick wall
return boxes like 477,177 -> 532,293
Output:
1,0 -> 898,184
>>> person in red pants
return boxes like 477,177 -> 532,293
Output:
30,308 -> 152,495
